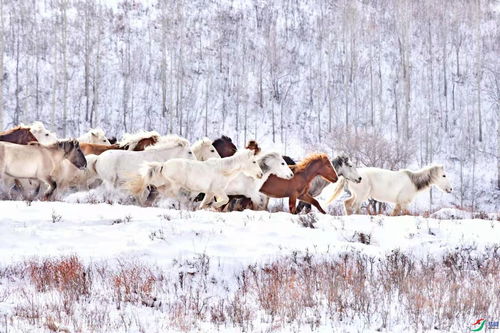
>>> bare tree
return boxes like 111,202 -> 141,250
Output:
0,0 -> 4,129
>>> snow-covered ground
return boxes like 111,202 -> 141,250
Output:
0,200 -> 498,332
0,200 -> 498,267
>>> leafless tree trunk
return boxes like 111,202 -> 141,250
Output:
0,0 -> 4,129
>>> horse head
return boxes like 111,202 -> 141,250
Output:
213,135 -> 237,158
259,153 -> 293,179
28,122 -> 58,144
60,139 -> 87,170
332,154 -> 362,183
432,165 -> 453,193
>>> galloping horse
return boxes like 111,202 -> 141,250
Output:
259,153 -> 338,214
127,150 -> 263,208
327,165 -> 453,215
222,151 -> 294,211
0,140 -> 86,199
285,155 -> 362,213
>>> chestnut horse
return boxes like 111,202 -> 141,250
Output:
259,153 -> 338,214
80,143 -> 123,156
0,126 -> 38,144
130,136 -> 158,151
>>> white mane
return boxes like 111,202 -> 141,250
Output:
217,150 -> 252,171
22,121 -> 47,132
145,134 -> 190,151
79,127 -> 106,140
191,137 -> 213,158
119,130 -> 160,149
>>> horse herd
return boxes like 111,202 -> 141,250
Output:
0,122 -> 453,215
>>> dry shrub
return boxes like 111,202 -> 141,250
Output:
27,256 -> 90,297
326,126 -> 416,169
112,262 -> 158,307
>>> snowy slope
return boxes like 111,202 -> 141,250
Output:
0,201 -> 497,267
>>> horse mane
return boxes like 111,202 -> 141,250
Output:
294,153 -> 330,172
88,127 -> 106,137
191,137 -> 213,155
258,152 -> 281,174
119,130 -> 160,149
145,134 -> 189,150
246,140 -> 261,155
0,126 -> 30,136
403,165 -> 442,191
21,121 -> 50,133
282,155 -> 296,165
217,149 -> 251,174
331,153 -> 349,170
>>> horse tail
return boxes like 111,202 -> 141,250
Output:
326,177 -> 346,204
127,175 -> 147,196
126,162 -> 164,195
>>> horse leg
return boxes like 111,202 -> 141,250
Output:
391,204 -> 401,216
400,202 -> 411,215
343,195 -> 356,215
289,195 -> 298,214
42,177 -> 57,201
145,185 -> 159,206
212,193 -> 230,208
199,192 -> 214,209
296,201 -> 311,214
298,193 -> 327,214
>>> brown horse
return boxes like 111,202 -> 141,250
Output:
133,136 -> 158,151
259,153 -> 338,214
212,135 -> 237,157
80,143 -> 123,156
0,126 -> 38,144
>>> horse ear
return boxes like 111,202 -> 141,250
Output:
91,130 -> 97,137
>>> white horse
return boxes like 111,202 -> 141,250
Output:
23,121 -> 58,144
78,128 -> 111,145
95,135 -> 194,189
0,140 -> 86,199
128,149 -> 263,209
190,137 -> 221,160
327,165 -> 453,215
224,152 -> 294,208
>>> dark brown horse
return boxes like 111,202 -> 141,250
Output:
259,153 -> 338,214
79,143 -> 123,155
0,126 -> 38,144
212,135 -> 237,157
